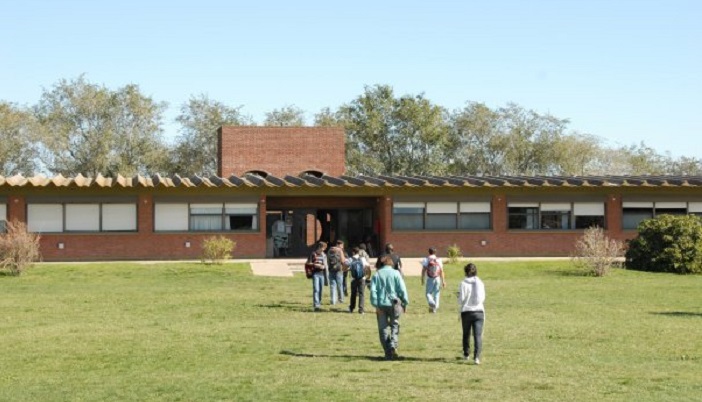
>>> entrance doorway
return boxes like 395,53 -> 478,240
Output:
265,207 -> 376,257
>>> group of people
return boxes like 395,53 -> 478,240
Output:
307,241 -> 486,364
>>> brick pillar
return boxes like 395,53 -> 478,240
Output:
606,193 -> 622,235
138,194 -> 153,233
492,194 -> 507,232
7,195 -> 26,223
377,195 -> 392,248
258,194 -> 267,232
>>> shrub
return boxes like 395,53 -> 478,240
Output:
625,214 -> 702,274
200,236 -> 236,264
446,244 -> 463,264
570,227 -> 623,277
201,236 -> 236,265
0,220 -> 42,276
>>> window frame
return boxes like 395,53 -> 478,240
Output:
508,201 -> 606,230
154,201 -> 259,233
622,201 -> 700,230
392,201 -> 491,231
26,202 -> 138,233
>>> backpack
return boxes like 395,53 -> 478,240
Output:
349,257 -> 365,279
327,248 -> 341,270
426,257 -> 441,278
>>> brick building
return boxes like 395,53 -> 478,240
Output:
1,126 -> 701,261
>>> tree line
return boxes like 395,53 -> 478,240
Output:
1,77 -> 700,178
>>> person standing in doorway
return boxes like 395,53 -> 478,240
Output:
421,247 -> 446,313
458,263 -> 486,364
308,242 -> 328,312
370,254 -> 409,360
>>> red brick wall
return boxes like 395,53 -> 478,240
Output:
29,194 -> 267,262
218,126 -> 346,177
380,193 -> 638,258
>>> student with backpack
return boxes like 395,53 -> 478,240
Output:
308,242 -> 329,312
327,240 -> 346,306
347,246 -> 371,314
421,247 -> 446,313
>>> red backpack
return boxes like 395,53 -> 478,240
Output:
426,257 -> 441,278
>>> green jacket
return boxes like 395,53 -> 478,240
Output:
370,265 -> 409,308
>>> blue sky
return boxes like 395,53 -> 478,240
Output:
1,0 -> 700,157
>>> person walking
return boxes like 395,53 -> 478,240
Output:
308,242 -> 329,312
347,246 -> 370,314
376,243 -> 404,277
370,254 -> 410,360
458,263 -> 486,364
327,240 -> 346,305
421,247 -> 446,313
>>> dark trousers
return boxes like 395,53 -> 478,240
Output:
349,277 -> 365,313
461,311 -> 484,359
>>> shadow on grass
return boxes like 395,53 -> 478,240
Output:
651,311 -> 702,318
545,269 -> 587,277
280,350 -> 462,364
257,303 -> 353,314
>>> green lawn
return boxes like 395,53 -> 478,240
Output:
1,261 -> 700,401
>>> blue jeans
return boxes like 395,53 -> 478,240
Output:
425,276 -> 442,309
461,310 -> 484,359
312,271 -> 325,308
329,269 -> 344,304
376,306 -> 401,357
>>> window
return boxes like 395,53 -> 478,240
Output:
27,203 -> 137,233
573,203 -> 605,229
392,202 -> 424,230
459,202 -> 491,230
690,202 -> 702,217
0,203 -> 6,232
28,204 -> 64,232
508,203 -> 539,229
154,204 -> 189,231
393,201 -> 491,231
154,202 -> 258,232
509,202 -> 605,230
622,201 -> 698,230
540,203 -> 571,229
426,203 -> 457,230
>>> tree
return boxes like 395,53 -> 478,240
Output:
449,102 -> 507,175
34,76 -> 169,176
0,102 -> 42,175
313,107 -> 342,127
667,156 -> 702,175
625,214 -> 702,274
339,84 -> 451,175
497,103 -> 569,175
172,94 -> 253,176
551,133 -> 603,176
623,142 -> 669,175
264,105 -> 305,126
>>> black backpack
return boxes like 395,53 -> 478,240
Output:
349,257 -> 365,279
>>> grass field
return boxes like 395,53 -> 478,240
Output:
1,261 -> 700,401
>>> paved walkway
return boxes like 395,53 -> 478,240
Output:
247,257 -> 570,277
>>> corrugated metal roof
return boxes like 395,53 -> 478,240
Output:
1,173 -> 702,189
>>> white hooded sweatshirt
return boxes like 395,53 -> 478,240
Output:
457,276 -> 486,312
